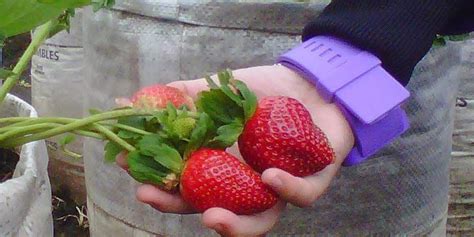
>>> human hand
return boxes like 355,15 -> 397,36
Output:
117,64 -> 355,236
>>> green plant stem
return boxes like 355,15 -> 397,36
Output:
0,116 -> 154,137
0,20 -> 58,103
0,122 -> 106,142
1,109 -> 147,148
93,124 -> 135,152
0,118 -> 75,133
72,130 -> 105,140
0,123 -> 64,142
103,123 -> 153,135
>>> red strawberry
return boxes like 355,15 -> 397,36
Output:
180,148 -> 278,215
121,84 -> 195,110
238,96 -> 335,177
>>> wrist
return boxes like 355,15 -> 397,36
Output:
277,35 -> 410,166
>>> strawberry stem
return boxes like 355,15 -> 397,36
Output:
0,109 -> 145,149
0,20 -> 58,103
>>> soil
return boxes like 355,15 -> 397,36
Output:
52,188 -> 90,237
0,148 -> 19,183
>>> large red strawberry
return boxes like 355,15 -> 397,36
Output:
116,84 -> 195,110
180,149 -> 278,215
238,96 -> 335,177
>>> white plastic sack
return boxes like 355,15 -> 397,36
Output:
0,94 -> 53,237
31,9 -> 86,203
82,1 -> 466,235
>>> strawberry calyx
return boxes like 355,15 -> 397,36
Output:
105,69 -> 259,191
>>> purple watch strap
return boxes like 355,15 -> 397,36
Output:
277,36 -> 411,166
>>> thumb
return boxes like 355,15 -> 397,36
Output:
167,79 -> 209,100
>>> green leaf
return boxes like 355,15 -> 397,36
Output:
36,0 -> 91,9
91,0 -> 115,11
185,113 -> 215,157
0,69 -> 15,80
0,0 -> 114,39
205,76 -> 219,89
196,89 -> 244,125
136,135 -> 183,173
216,70 -> 243,106
59,134 -> 82,158
0,33 -> 5,46
447,33 -> 470,42
88,108 -> 102,115
432,37 -> 446,47
150,144 -> 183,174
233,80 -> 258,122
217,70 -> 231,85
127,150 -> 167,185
49,10 -> 73,36
118,116 -> 146,130
116,116 -> 146,140
59,134 -> 75,146
117,130 -> 141,140
137,134 -> 167,150
207,120 -> 243,148
104,141 -> 122,162
0,1 -> 63,38
166,103 -> 178,121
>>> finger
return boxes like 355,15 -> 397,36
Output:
167,79 -> 208,100
261,166 -> 338,208
136,184 -> 196,214
116,151 -> 128,170
202,201 -> 286,237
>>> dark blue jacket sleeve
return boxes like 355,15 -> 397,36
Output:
303,0 -> 473,86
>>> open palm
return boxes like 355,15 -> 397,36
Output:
117,65 -> 354,237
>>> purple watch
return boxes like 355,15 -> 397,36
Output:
277,36 -> 411,166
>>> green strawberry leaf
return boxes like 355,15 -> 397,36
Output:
116,116 -> 147,141
88,108 -> 102,115
127,150 -> 167,185
205,76 -> 219,89
166,103 -> 178,121
216,71 -> 243,106
36,0 -> 92,9
118,116 -> 146,129
104,141 -> 123,162
136,135 -> 183,173
116,116 -> 146,141
196,89 -> 243,125
150,144 -> 183,174
59,133 -> 75,146
117,130 -> 141,140
58,134 -> 82,158
184,113 -> 215,157
137,134 -> 168,151
233,80 -> 257,122
91,0 -> 115,11
207,119 -> 244,148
